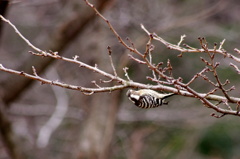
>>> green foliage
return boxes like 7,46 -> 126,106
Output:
197,121 -> 240,159
145,127 -> 186,159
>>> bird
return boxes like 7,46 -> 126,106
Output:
126,89 -> 175,109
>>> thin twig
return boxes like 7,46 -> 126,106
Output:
83,0 -> 142,57
186,67 -> 209,86
128,54 -> 146,64
177,34 -> 186,46
32,66 -> 38,76
219,39 -> 226,50
230,63 -> 240,74
142,25 -> 240,63
123,67 -> 131,81
92,80 -> 102,88
29,51 -> 124,84
0,15 -> 47,56
146,76 -> 173,86
176,80 -> 239,116
211,113 -> 226,118
204,88 -> 219,98
222,99 -> 232,111
107,46 -> 118,77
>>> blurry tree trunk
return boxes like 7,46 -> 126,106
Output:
78,91 -> 121,159
128,127 -> 155,159
77,20 -> 122,158
0,101 -> 22,159
0,0 -> 9,39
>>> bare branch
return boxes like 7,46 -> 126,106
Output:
92,80 -> 102,88
234,48 -> 240,54
107,46 -> 118,77
186,67 -> 209,86
203,48 -> 234,103
204,88 -> 219,98
146,76 -> 173,86
1,9 -> 240,118
0,15 -> 47,56
141,24 -> 151,35
219,39 -> 226,50
1,62 -> 237,105
144,37 -> 157,79
128,54 -> 146,64
123,67 -> 132,81
177,34 -> 186,46
142,25 -> 240,63
222,99 -> 232,111
29,51 -> 124,84
230,63 -> 240,74
175,80 -> 239,116
0,64 -> 127,93
211,113 -> 226,118
32,66 -> 38,76
83,0 -> 142,57
126,37 -> 137,49
236,101 -> 240,114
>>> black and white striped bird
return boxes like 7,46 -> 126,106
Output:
126,89 -> 175,109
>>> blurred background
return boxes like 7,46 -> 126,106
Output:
0,0 -> 240,159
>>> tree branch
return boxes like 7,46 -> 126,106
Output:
0,0 -> 112,105
1,2 -> 240,118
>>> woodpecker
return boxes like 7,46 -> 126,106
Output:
126,89 -> 175,109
